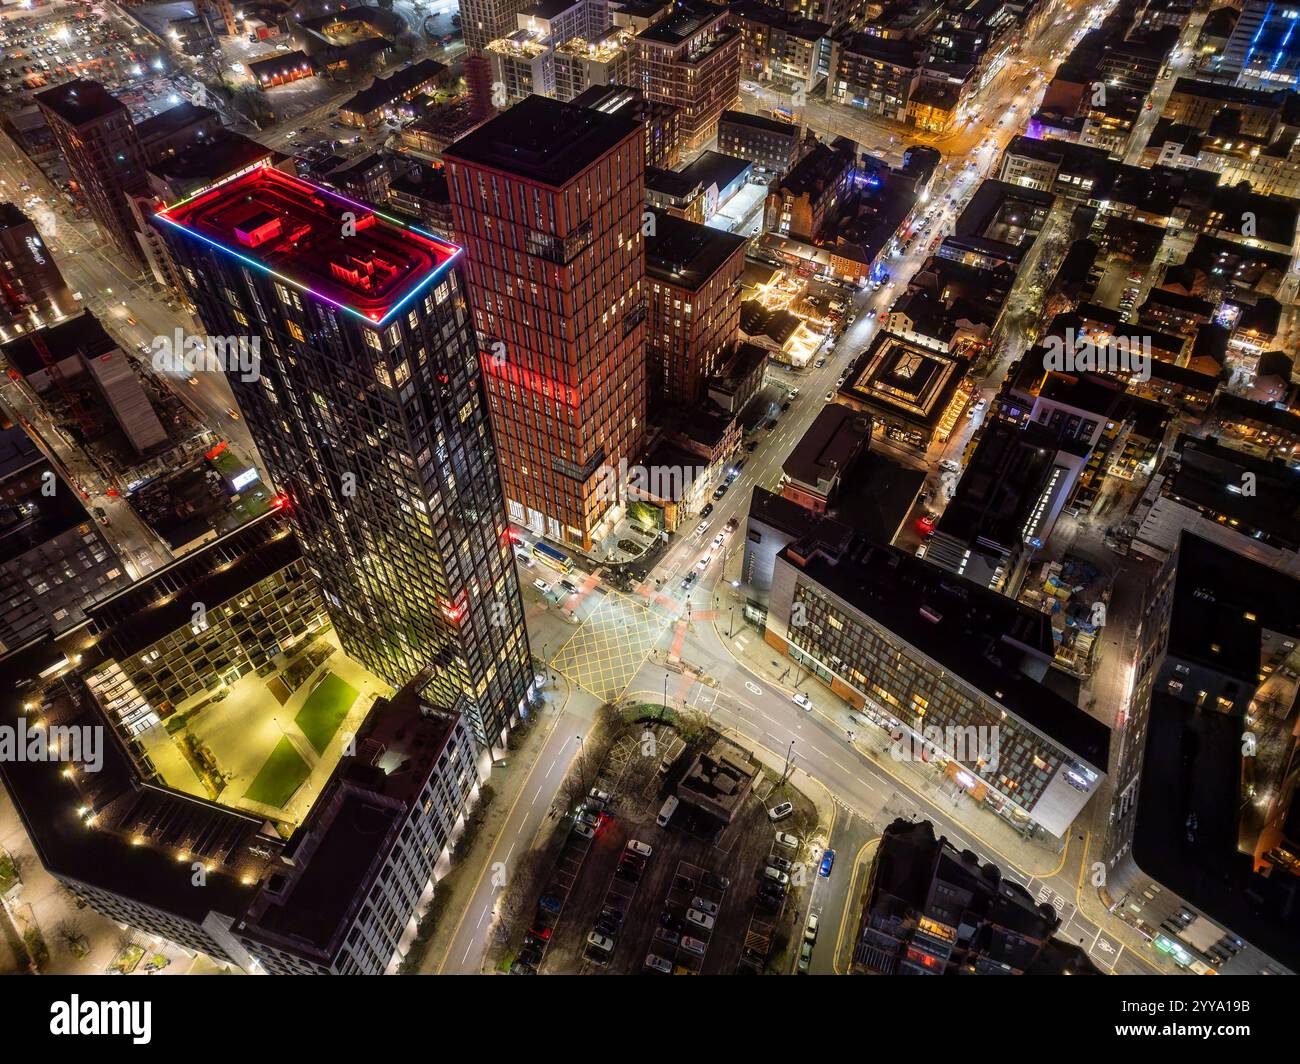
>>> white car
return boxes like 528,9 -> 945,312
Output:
644,952 -> 672,973
805,913 -> 820,942
768,802 -> 794,821
696,555 -> 711,571
762,866 -> 790,887
626,839 -> 653,858
586,932 -> 614,953
532,579 -> 551,594
695,520 -> 710,536
686,909 -> 715,931
775,831 -> 800,850
680,935 -> 707,956
792,693 -> 813,711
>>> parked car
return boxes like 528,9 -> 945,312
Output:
691,897 -> 719,917
626,839 -> 653,858
573,821 -> 595,839
645,953 -> 672,974
532,578 -> 550,594
539,893 -> 562,914
586,932 -> 614,953
701,503 -> 714,517
768,802 -> 793,822
680,936 -> 707,956
792,693 -> 813,711
589,787 -> 611,806
775,832 -> 800,850
559,579 -> 578,594
686,908 -> 715,932
703,871 -> 731,891
762,866 -> 790,886
767,855 -> 793,873
819,849 -> 837,878
805,913 -> 820,942
798,940 -> 813,973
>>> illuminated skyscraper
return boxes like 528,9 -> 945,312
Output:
155,165 -> 533,748
444,94 -> 646,550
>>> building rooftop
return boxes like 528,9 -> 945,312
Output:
783,402 -> 871,494
637,0 -> 727,45
0,311 -> 116,378
720,109 -> 801,137
135,101 -> 216,146
645,208 -> 745,289
778,533 -> 1110,769
155,164 -> 460,328
444,94 -> 641,188
839,330 -> 968,432
34,79 -> 126,125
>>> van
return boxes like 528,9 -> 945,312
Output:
656,795 -> 679,827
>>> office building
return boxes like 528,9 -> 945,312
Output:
765,533 -> 1109,839
444,95 -> 646,551
718,110 -> 805,175
155,164 -> 533,748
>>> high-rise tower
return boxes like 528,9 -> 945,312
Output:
155,165 -> 533,747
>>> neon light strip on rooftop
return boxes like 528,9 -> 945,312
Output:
156,163 -> 461,328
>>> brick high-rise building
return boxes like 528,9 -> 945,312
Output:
644,207 -> 744,404
461,0 -> 536,52
155,164 -> 533,749
444,94 -> 646,551
633,1 -> 740,152
35,80 -> 146,266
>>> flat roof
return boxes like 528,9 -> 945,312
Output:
34,79 -> 126,125
637,0 -> 727,44
783,402 -> 871,489
155,164 -> 460,328
645,208 -> 745,289
444,94 -> 640,188
778,534 -> 1110,768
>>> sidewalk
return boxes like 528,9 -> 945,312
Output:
416,674 -> 574,973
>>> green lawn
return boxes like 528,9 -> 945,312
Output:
294,672 -> 358,754
245,738 -> 311,808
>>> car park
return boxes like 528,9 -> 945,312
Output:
702,871 -> 731,891
768,802 -> 793,821
691,896 -> 719,917
762,866 -> 790,886
767,855 -> 793,873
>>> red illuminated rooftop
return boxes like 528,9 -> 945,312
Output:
155,164 -> 460,327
